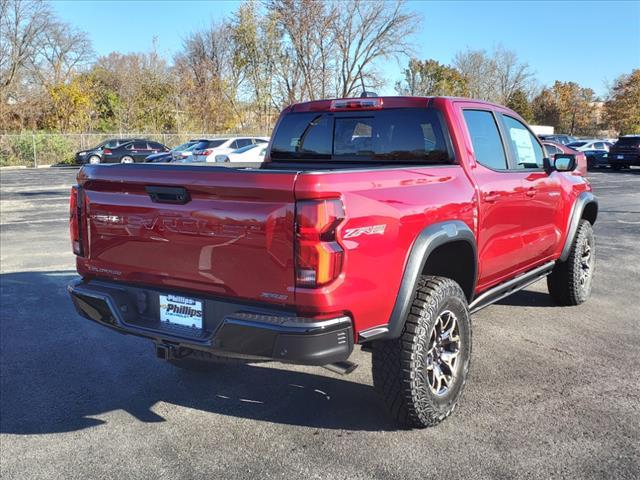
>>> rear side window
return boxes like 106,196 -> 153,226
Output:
270,108 -> 454,163
502,115 -> 544,169
463,110 -> 507,170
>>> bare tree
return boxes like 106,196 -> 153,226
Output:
33,21 -> 93,85
0,0 -> 52,91
174,20 -> 244,131
453,45 -> 534,104
332,0 -> 418,97
492,45 -> 535,105
268,0 -> 337,102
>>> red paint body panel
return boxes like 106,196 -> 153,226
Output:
73,96 -> 591,339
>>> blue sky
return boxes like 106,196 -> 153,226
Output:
52,0 -> 640,98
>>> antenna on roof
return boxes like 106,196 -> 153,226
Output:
357,64 -> 378,98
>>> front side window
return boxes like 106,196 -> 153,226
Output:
463,110 -> 508,170
502,115 -> 544,169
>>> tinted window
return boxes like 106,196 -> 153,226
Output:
463,110 -> 507,170
615,137 -> 640,147
254,138 -> 268,144
502,115 -> 544,169
568,141 -> 587,148
130,142 -> 147,149
193,140 -> 226,150
271,108 -> 453,163
235,138 -> 253,148
148,142 -> 164,150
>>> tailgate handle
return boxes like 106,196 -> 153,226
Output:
145,186 -> 190,204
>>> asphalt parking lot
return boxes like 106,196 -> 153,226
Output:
1,166 -> 638,480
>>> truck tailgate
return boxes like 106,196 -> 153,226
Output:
77,165 -> 297,305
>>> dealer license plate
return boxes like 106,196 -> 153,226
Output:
159,294 -> 203,329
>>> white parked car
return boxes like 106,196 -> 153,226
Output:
215,144 -> 267,163
190,137 -> 269,162
566,140 -> 612,152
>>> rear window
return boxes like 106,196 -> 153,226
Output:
270,108 -> 454,163
615,137 -> 640,147
193,140 -> 226,150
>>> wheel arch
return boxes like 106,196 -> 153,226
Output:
560,191 -> 598,262
359,220 -> 477,342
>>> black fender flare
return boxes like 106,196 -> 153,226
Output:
359,220 -> 477,342
560,192 -> 598,262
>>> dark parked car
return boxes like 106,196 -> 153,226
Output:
583,151 -> 610,170
608,135 -> 640,170
144,151 -> 173,163
538,134 -> 578,145
146,141 -> 200,163
75,138 -> 147,165
101,140 -> 169,164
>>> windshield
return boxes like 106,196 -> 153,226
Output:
270,108 -> 453,163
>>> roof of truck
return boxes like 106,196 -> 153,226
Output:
286,96 -> 505,113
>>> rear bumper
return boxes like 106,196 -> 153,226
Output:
608,153 -> 639,165
67,279 -> 353,366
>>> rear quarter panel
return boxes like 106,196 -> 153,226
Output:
294,166 -> 475,334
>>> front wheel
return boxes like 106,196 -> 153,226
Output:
372,276 -> 471,428
547,219 -> 595,306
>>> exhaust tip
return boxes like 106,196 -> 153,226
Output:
323,361 -> 358,375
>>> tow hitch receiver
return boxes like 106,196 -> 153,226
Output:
155,343 -> 177,360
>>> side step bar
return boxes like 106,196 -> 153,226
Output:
469,261 -> 555,314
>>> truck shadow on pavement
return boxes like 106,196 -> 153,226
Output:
0,271 -> 396,434
495,289 -> 556,308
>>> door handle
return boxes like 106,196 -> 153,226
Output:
526,188 -> 536,198
483,192 -> 500,203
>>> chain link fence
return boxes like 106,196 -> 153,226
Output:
0,132 -> 269,167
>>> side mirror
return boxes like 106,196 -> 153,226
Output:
553,154 -> 576,172
543,157 -> 553,174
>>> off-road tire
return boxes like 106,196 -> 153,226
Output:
547,219 -> 595,306
372,276 -> 472,428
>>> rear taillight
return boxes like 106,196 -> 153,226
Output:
295,199 -> 345,288
69,186 -> 83,256
103,149 -> 112,155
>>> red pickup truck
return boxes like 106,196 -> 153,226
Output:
68,96 -> 597,428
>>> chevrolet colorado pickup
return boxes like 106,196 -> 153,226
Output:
68,96 -> 598,428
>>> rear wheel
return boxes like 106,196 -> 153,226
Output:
547,219 -> 595,306
372,276 -> 471,428
88,155 -> 100,164
121,155 -> 134,164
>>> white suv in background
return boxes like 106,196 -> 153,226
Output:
190,137 -> 269,162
